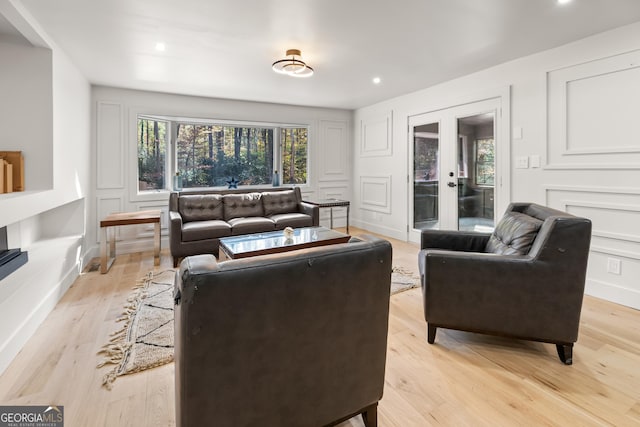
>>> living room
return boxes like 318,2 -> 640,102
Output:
1,0 -> 640,425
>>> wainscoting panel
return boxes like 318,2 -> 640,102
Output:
318,120 -> 349,182
360,111 -> 392,157
96,102 -> 125,188
96,196 -> 123,242
545,186 -> 640,309
314,185 -> 349,229
317,184 -> 349,201
360,176 -> 391,214
133,203 -> 168,240
546,49 -> 640,169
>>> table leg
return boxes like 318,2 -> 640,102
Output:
346,204 -> 350,234
330,207 -> 334,229
154,221 -> 161,266
109,227 -> 116,259
100,227 -> 107,274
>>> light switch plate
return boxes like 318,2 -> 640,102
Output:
530,155 -> 541,168
516,156 -> 529,169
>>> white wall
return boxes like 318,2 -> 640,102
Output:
0,35 -> 91,374
353,22 -> 640,309
90,86 -> 352,255
0,38 -> 52,191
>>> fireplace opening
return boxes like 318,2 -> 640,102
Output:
0,226 -> 28,281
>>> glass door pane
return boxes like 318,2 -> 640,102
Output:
413,123 -> 440,230
457,113 -> 495,232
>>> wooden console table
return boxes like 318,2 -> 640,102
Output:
303,199 -> 350,233
100,210 -> 161,274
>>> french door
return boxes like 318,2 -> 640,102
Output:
409,98 -> 502,242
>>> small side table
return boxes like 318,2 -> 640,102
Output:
304,199 -> 350,233
100,210 -> 161,274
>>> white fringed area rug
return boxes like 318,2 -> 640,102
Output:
391,266 -> 420,295
98,269 -> 175,389
97,265 -> 417,388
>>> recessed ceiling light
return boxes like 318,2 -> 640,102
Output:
372,77 -> 381,84
155,42 -> 166,52
557,0 -> 572,4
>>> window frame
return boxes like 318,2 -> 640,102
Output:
133,114 -> 311,197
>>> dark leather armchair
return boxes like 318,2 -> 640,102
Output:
418,203 -> 592,364
174,235 -> 392,427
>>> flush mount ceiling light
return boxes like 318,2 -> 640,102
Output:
272,49 -> 314,78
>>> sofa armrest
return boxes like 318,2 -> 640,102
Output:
420,229 -> 491,252
299,201 -> 320,226
169,211 -> 184,249
176,254 -> 218,302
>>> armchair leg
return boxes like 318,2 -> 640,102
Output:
427,324 -> 437,344
173,257 -> 180,268
361,403 -> 377,427
556,344 -> 573,365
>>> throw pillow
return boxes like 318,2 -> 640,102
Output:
485,211 -> 543,255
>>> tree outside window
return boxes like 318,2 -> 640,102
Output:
176,124 -> 275,188
475,138 -> 495,186
136,117 -> 308,192
138,118 -> 167,191
281,127 -> 308,185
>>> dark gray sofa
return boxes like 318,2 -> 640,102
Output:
169,187 -> 319,267
418,202 -> 592,364
174,234 -> 393,427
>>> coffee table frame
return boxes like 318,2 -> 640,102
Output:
218,226 -> 350,260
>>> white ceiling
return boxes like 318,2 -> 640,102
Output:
11,0 -> 640,109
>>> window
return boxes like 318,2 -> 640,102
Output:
475,138 -> 495,186
137,118 -> 167,191
281,127 -> 308,185
136,116 -> 308,192
176,124 -> 275,188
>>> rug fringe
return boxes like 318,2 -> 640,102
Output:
97,270 -> 174,389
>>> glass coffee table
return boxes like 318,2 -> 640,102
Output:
218,226 -> 350,260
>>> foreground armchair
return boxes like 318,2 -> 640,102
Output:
174,235 -> 392,427
418,203 -> 592,364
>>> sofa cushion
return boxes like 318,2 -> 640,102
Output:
179,195 -> 224,222
229,217 -> 276,235
485,212 -> 543,255
223,193 -> 264,220
262,190 -> 298,216
182,220 -> 231,242
271,213 -> 313,230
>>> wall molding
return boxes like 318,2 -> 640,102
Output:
545,49 -> 640,169
318,120 -> 349,182
360,111 -> 393,157
543,164 -> 640,170
591,244 -> 640,260
360,176 -> 391,213
96,101 -> 125,189
544,185 -> 640,195
96,195 -> 123,242
549,195 -> 640,242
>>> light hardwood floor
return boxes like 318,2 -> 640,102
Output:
1,227 -> 639,426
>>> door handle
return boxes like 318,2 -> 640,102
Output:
447,182 -> 457,188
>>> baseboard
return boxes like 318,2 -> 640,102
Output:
351,219 -> 406,241
585,278 -> 640,310
94,236 -> 170,258
0,253 -> 82,375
